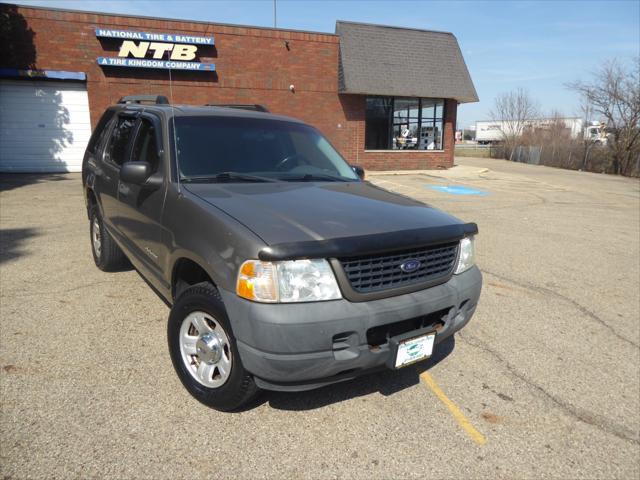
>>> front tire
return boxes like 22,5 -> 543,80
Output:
89,204 -> 127,271
168,282 -> 259,411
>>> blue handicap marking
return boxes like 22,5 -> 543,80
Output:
427,185 -> 490,196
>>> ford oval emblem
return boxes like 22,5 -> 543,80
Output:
400,259 -> 421,273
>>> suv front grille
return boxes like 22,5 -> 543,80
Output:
338,242 -> 459,294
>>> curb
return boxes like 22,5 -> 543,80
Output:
367,167 -> 490,177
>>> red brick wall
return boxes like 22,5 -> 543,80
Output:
3,5 -> 457,170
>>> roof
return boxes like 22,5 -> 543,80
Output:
117,103 -> 305,124
336,21 -> 478,103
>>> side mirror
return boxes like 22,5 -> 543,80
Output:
351,165 -> 365,180
120,161 -> 151,185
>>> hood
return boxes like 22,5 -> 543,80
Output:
185,181 -> 472,256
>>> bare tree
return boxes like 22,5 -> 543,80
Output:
578,96 -> 594,170
568,58 -> 640,175
489,88 -> 539,161
547,110 -> 572,142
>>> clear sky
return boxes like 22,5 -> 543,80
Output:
14,0 -> 640,128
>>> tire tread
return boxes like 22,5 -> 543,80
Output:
89,205 -> 127,272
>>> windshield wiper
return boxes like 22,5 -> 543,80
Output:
181,172 -> 280,183
279,173 -> 349,182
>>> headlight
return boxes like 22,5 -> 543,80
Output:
237,259 -> 342,303
454,236 -> 476,274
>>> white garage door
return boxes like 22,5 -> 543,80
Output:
0,80 -> 92,172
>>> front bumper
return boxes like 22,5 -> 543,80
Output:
219,266 -> 482,391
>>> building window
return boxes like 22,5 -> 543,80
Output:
365,97 -> 445,150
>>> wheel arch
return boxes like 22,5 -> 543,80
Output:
171,257 -> 218,302
86,188 -> 98,219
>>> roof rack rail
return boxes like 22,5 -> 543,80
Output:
118,95 -> 170,105
204,104 -> 270,113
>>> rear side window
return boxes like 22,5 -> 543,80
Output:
131,119 -> 160,173
105,116 -> 136,166
86,110 -> 115,154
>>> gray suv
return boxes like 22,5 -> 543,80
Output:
83,96 -> 482,411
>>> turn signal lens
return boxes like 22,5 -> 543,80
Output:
236,260 -> 278,302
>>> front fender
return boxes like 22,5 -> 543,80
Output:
162,186 -> 268,294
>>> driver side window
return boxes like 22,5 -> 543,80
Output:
130,119 -> 160,173
105,116 -> 136,166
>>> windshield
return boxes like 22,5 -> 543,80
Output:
173,116 -> 359,182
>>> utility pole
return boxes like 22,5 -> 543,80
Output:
273,0 -> 277,28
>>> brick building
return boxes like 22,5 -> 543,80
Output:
0,4 -> 477,172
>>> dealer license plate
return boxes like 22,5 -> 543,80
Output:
395,333 -> 436,368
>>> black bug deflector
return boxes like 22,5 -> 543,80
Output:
257,223 -> 478,261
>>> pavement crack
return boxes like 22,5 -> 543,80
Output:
458,332 -> 640,445
5,280 -> 112,298
483,269 -> 639,349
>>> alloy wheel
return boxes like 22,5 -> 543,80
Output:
179,311 -> 232,388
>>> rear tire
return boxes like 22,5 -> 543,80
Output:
168,282 -> 259,411
89,204 -> 127,271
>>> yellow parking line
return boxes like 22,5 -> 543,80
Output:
419,371 -> 487,445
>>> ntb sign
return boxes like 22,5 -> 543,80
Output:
96,29 -> 215,72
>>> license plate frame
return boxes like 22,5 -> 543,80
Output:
394,332 -> 436,368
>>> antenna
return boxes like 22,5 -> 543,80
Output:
168,67 -> 181,194
168,20 -> 212,194
273,0 -> 277,28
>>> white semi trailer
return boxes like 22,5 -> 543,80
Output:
475,117 -> 585,144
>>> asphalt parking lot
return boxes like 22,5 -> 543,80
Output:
1,157 -> 639,479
